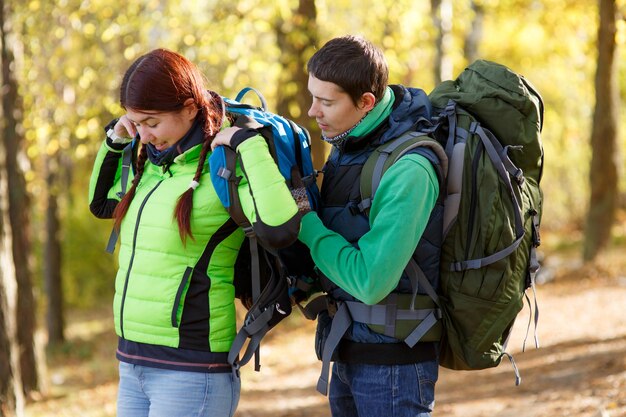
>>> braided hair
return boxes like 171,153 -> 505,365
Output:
112,49 -> 224,244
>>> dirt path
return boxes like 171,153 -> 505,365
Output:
237,272 -> 626,417
25,259 -> 626,417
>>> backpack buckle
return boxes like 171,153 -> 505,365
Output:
242,225 -> 256,238
356,199 -> 371,214
217,167 -> 232,180
349,201 -> 362,215
451,261 -> 464,272
529,209 -> 541,247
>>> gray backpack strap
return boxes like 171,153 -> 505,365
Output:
344,299 -> 439,349
359,132 -> 448,214
523,213 -> 541,352
316,302 -> 352,396
228,235 -> 271,373
449,123 -> 525,271
106,142 -> 134,254
227,268 -> 273,371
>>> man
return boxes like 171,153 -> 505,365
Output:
296,35 -> 444,417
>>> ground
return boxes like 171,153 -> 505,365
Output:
26,248 -> 626,417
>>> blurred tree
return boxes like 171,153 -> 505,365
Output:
0,0 -> 37,395
583,0 -> 620,261
274,0 -> 327,167
463,0 -> 484,63
431,0 -> 453,84
0,2 -> 23,410
43,153 -> 64,343
0,218 -> 19,414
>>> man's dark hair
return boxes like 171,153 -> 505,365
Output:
307,35 -> 389,105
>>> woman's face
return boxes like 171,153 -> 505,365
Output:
127,103 -> 197,152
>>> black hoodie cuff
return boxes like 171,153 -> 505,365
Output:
231,128 -> 260,150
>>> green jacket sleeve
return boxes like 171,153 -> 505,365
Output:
236,135 -> 300,249
298,154 -> 438,305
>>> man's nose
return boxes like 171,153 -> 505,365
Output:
307,102 -> 319,118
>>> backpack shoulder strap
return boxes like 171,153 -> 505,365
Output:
359,131 -> 447,215
105,140 -> 137,254
215,145 -> 253,233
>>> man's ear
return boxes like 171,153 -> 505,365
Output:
183,98 -> 199,120
358,92 -> 376,112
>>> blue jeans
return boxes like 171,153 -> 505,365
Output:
117,362 -> 240,417
329,359 -> 438,417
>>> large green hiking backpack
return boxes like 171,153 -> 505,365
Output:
361,60 -> 544,383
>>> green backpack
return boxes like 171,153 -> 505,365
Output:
361,60 -> 544,383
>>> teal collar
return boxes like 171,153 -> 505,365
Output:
350,87 -> 394,138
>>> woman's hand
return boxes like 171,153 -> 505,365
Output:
107,115 -> 136,144
211,126 -> 241,150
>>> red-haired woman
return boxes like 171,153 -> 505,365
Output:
89,48 -> 301,417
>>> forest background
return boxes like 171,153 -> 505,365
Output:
0,0 -> 625,416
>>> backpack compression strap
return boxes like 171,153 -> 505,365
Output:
215,141 -> 291,374
446,103 -> 525,272
105,141 -> 135,254
312,265 -> 442,396
214,145 -> 266,372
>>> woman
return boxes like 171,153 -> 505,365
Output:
89,48 -> 300,417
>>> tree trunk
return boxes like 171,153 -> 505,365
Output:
463,0 -> 484,64
431,0 -> 453,84
274,0 -> 328,169
0,0 -> 37,395
0,255 -> 16,417
0,68 -> 23,417
0,0 -> 25,413
0,274 -> 17,416
583,0 -> 619,261
44,154 -> 64,344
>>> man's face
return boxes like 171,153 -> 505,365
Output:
307,75 -> 370,139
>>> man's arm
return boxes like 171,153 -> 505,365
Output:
298,154 -> 439,304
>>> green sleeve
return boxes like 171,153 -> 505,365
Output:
298,154 -> 439,305
236,135 -> 300,248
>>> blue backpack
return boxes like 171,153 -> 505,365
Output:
209,87 -> 320,373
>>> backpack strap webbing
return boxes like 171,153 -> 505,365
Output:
358,131 -> 448,215
215,145 -> 268,372
316,301 -> 351,396
216,146 -> 253,233
106,141 -> 135,254
448,120 -> 526,272
312,260 -> 442,396
523,212 -> 541,352
216,140 -> 290,374
228,242 -> 291,375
